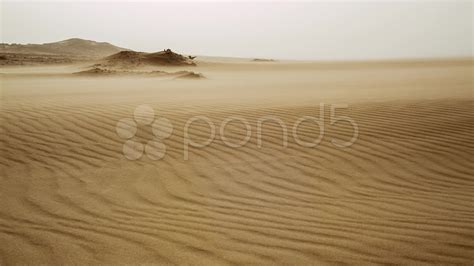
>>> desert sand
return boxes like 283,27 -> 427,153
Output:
0,55 -> 473,265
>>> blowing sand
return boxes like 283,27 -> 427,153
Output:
0,58 -> 473,265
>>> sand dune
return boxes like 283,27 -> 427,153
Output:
73,67 -> 204,79
0,59 -> 473,265
100,49 -> 196,68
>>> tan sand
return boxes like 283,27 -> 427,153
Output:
0,58 -> 473,265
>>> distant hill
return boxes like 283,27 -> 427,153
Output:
0,38 -> 129,58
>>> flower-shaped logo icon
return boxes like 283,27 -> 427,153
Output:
116,105 -> 173,160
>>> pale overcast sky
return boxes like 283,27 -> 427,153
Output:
1,1 -> 472,60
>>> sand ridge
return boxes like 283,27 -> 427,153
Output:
101,49 -> 196,68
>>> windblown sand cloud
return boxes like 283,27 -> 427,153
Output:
2,1 -> 472,263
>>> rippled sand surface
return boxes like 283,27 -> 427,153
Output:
1,59 -> 473,265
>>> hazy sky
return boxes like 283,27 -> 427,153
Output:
1,1 -> 472,60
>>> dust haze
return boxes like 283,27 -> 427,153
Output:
1,1 -> 473,265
